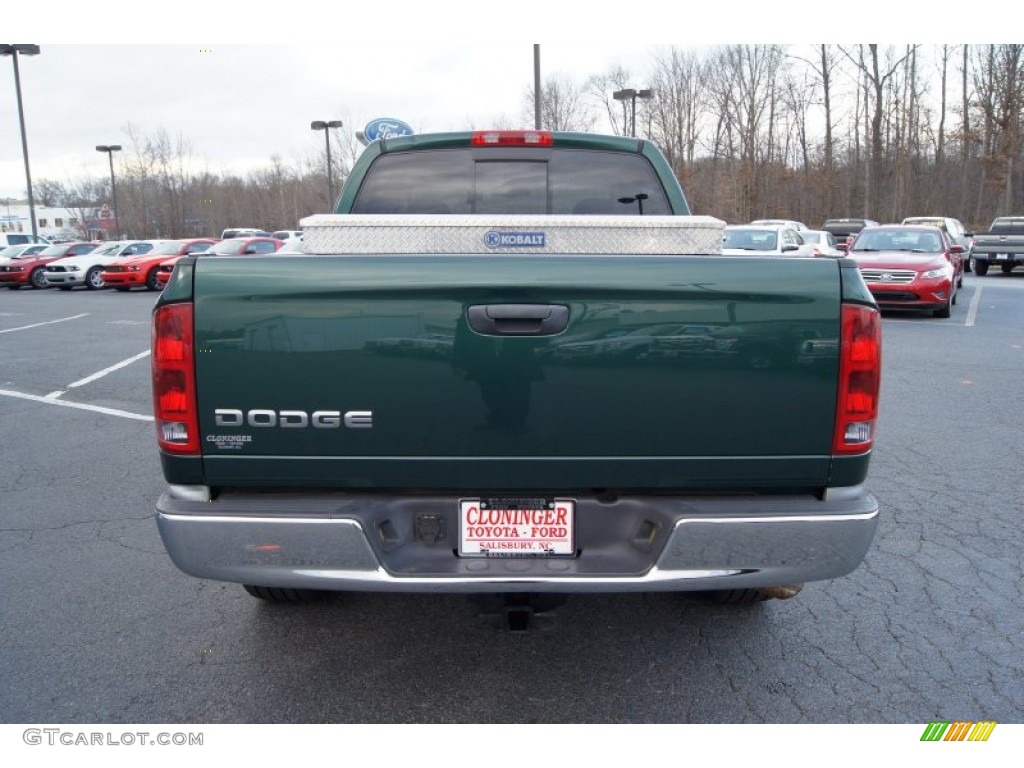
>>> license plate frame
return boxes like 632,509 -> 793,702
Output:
458,498 -> 575,557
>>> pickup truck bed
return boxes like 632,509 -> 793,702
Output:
969,216 -> 1024,275
154,215 -> 880,598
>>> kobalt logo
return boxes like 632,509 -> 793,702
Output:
214,409 -> 373,429
484,231 -> 546,248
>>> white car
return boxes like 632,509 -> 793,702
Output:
221,227 -> 270,239
43,239 -> 168,290
795,229 -> 845,257
901,216 -> 975,272
750,218 -> 809,231
0,245 -> 46,277
0,232 -> 50,248
0,243 -> 49,265
722,225 -> 814,256
271,229 -> 303,241
276,235 -> 304,254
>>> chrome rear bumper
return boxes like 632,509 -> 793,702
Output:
156,487 -> 879,593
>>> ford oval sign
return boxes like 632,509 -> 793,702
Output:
363,118 -> 414,143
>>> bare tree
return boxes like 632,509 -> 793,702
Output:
523,74 -> 597,132
932,44 -> 951,212
971,44 -> 1024,216
959,45 -> 973,219
586,66 -> 634,136
777,65 -> 819,222
708,44 -> 787,220
648,47 -> 709,173
840,44 -> 918,218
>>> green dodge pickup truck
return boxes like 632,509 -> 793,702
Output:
152,130 -> 881,612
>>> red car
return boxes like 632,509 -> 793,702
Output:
155,237 -> 283,288
845,225 -> 965,318
0,242 -> 98,290
102,238 -> 218,291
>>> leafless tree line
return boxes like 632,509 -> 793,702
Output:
34,44 -> 1024,238
34,123 -> 360,239
542,44 -> 1024,231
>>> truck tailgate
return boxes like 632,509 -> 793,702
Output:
191,254 -> 843,491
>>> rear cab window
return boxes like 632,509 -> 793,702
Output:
990,218 -> 1024,233
350,148 -> 672,215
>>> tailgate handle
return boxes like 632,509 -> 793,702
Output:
467,304 -> 570,336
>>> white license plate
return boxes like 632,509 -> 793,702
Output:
996,253 -> 1009,260
459,498 -> 575,557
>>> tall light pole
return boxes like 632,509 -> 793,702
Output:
1,44 -> 41,240
533,44 -> 542,130
311,120 -> 343,209
612,87 -> 653,137
96,145 -> 122,239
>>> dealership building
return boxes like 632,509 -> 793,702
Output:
1,201 -> 115,241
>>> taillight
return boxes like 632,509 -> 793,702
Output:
834,303 -> 881,455
471,130 -> 553,147
152,302 -> 199,454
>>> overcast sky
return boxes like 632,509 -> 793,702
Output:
2,2 -> 999,201
0,42 -> 659,199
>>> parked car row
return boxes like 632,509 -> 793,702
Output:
0,241 -> 100,290
726,216 -> 971,319
723,223 -> 847,257
45,239 -> 170,290
154,238 -> 283,288
100,239 -> 216,291
0,234 -> 299,291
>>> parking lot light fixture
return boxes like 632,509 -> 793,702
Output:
96,145 -> 123,239
612,87 -> 653,138
1,44 -> 41,240
311,120 -> 343,210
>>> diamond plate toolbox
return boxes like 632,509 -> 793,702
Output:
299,214 -> 725,256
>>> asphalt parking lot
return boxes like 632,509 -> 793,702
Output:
1,275 -> 1022,725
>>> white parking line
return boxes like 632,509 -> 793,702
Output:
44,349 -> 152,400
0,313 -> 89,334
67,350 -> 151,389
965,283 -> 983,327
0,389 -> 153,422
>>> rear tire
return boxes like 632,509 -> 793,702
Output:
242,585 -> 333,604
974,260 -> 989,276
1001,263 -> 1015,274
145,268 -> 161,291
